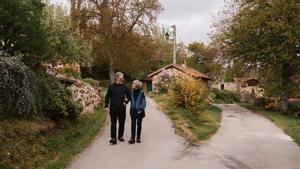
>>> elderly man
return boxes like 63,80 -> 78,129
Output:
105,72 -> 131,145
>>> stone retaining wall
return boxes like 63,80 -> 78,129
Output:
68,80 -> 100,114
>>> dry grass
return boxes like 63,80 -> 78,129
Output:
150,93 -> 222,144
0,87 -> 108,169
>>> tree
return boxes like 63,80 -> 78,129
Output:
217,0 -> 300,114
223,61 -> 247,82
147,26 -> 174,70
0,0 -> 48,66
187,42 -> 223,80
43,2 -> 93,66
73,0 -> 163,83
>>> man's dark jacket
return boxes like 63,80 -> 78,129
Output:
105,83 -> 131,108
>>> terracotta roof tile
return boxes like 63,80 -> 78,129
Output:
148,63 -> 212,80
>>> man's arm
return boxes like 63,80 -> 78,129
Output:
105,86 -> 111,108
124,86 -> 131,104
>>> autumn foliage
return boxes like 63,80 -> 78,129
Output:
168,76 -> 210,115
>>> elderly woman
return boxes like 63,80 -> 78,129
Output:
128,80 -> 146,144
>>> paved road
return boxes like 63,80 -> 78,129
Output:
68,100 -> 300,169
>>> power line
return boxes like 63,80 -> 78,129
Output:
177,30 -> 185,44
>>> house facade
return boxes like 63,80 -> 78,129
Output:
147,63 -> 212,92
212,78 -> 263,102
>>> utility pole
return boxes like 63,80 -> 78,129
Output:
172,25 -> 177,64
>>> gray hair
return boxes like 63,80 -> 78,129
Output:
115,72 -> 124,79
133,80 -> 143,89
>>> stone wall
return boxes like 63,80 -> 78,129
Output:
211,82 -> 239,92
152,68 -> 180,92
240,86 -> 264,102
212,81 -> 264,102
68,80 -> 100,114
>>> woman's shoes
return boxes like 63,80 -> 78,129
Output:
128,138 -> 135,144
118,137 -> 125,142
128,138 -> 141,144
110,138 -> 141,145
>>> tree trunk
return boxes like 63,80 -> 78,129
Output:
109,56 -> 115,84
280,92 -> 288,115
280,62 -> 292,115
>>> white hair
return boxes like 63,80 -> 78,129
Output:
133,80 -> 143,89
115,72 -> 124,79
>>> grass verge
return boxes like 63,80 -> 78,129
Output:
0,89 -> 108,169
149,93 -> 222,143
240,103 -> 300,146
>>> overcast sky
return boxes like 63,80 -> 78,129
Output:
159,0 -> 226,44
50,0 -> 226,44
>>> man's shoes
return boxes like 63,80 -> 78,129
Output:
136,138 -> 141,143
109,138 -> 117,145
118,137 -> 125,142
128,138 -> 135,144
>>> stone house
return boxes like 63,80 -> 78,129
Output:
212,78 -> 263,102
212,78 -> 260,91
147,63 -> 212,92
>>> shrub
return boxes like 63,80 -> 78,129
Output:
264,98 -> 280,111
83,78 -> 99,87
0,56 -> 40,118
0,55 -> 82,121
56,64 -> 81,79
211,89 -> 240,103
168,76 -> 210,115
39,76 -> 82,121
289,102 -> 300,113
156,75 -> 170,94
98,80 -> 110,88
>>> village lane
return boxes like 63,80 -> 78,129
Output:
67,100 -> 300,169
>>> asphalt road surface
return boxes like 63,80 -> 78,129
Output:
68,99 -> 300,169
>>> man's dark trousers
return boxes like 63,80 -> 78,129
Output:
110,106 -> 126,139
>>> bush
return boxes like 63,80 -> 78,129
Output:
168,76 -> 210,115
98,79 -> 111,88
56,64 -> 81,79
0,56 -> 40,118
0,55 -> 82,121
211,89 -> 240,104
40,76 -> 83,121
156,75 -> 170,94
83,78 -> 99,87
289,102 -> 300,113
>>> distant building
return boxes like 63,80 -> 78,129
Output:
147,63 -> 212,92
212,78 -> 260,92
212,78 -> 263,102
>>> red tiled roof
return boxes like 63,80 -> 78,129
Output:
148,63 -> 212,80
